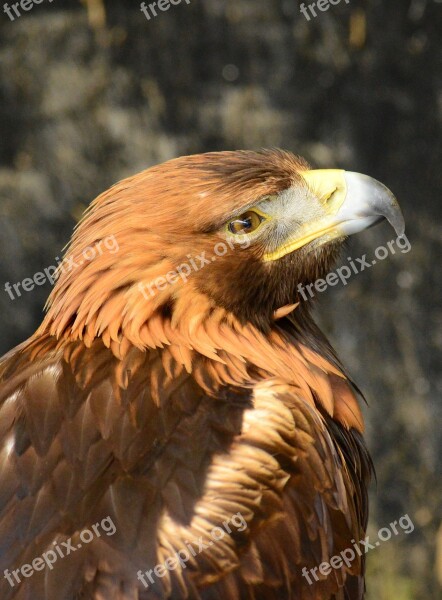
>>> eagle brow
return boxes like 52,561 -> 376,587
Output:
198,195 -> 278,234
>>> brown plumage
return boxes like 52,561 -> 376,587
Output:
0,150 -> 404,599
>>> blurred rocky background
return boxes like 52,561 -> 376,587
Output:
0,0 -> 441,597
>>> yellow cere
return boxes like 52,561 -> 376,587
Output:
263,169 -> 348,262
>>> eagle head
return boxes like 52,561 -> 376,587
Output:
41,149 -> 404,344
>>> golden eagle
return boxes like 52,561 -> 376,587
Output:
0,150 -> 404,599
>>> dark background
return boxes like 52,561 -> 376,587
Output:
0,1 -> 441,598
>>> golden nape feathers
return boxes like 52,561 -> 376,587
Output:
0,149 -> 403,599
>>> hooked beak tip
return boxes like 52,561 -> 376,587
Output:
342,172 -> 405,238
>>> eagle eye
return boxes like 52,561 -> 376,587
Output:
227,210 -> 264,235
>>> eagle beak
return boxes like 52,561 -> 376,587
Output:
333,171 -> 405,237
263,170 -> 404,261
